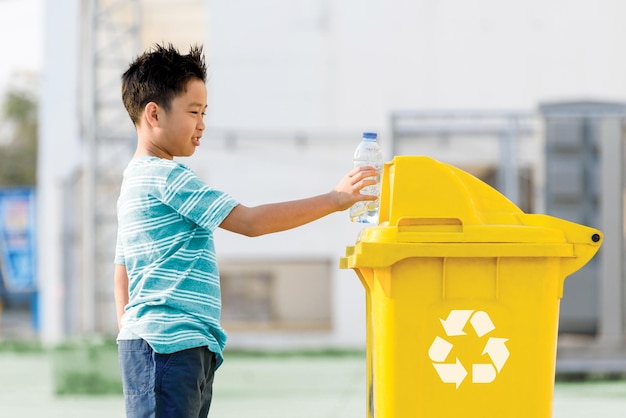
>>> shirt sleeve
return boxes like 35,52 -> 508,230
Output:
161,163 -> 239,231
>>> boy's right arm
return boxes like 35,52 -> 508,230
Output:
113,264 -> 129,331
219,166 -> 378,237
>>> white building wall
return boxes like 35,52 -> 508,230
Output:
209,0 -> 626,134
38,0 -> 82,344
207,0 -> 333,131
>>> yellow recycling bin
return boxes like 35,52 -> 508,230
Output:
340,156 -> 602,418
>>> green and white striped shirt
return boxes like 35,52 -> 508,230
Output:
115,157 -> 238,364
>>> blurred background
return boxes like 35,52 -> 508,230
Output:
1,0 -> 626,412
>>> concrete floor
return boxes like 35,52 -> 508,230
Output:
1,350 -> 626,418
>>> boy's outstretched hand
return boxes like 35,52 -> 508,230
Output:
332,165 -> 380,211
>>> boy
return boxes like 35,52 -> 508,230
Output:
114,43 -> 378,418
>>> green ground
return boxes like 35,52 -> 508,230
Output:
0,342 -> 625,417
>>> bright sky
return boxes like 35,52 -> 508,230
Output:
0,0 -> 43,97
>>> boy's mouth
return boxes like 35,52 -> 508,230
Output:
192,137 -> 201,146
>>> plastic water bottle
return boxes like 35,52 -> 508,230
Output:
350,132 -> 383,224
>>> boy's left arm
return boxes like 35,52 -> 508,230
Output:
219,166 -> 378,237
113,264 -> 129,331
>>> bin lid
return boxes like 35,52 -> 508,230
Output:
341,156 -> 602,275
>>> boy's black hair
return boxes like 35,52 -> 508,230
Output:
121,43 -> 207,125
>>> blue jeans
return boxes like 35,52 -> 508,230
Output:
118,339 -> 216,418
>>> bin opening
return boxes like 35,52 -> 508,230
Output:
398,217 -> 463,233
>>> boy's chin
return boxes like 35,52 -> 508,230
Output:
179,148 -> 197,158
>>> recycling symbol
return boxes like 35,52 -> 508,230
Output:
428,310 -> 509,389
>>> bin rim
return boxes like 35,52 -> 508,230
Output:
341,213 -> 602,278
355,213 -> 602,246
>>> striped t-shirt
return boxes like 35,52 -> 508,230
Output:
114,157 -> 238,363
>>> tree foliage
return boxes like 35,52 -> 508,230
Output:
0,89 -> 38,186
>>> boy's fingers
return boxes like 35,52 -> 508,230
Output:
350,167 -> 378,184
350,165 -> 378,175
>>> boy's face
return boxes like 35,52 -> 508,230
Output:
156,78 -> 207,158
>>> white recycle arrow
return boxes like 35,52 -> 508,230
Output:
482,337 -> 510,372
472,363 -> 497,383
428,336 -> 453,363
440,310 -> 473,336
469,310 -> 495,337
432,358 -> 467,389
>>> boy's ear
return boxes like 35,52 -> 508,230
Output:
144,102 -> 160,127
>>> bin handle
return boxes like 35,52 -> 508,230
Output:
397,217 -> 463,233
